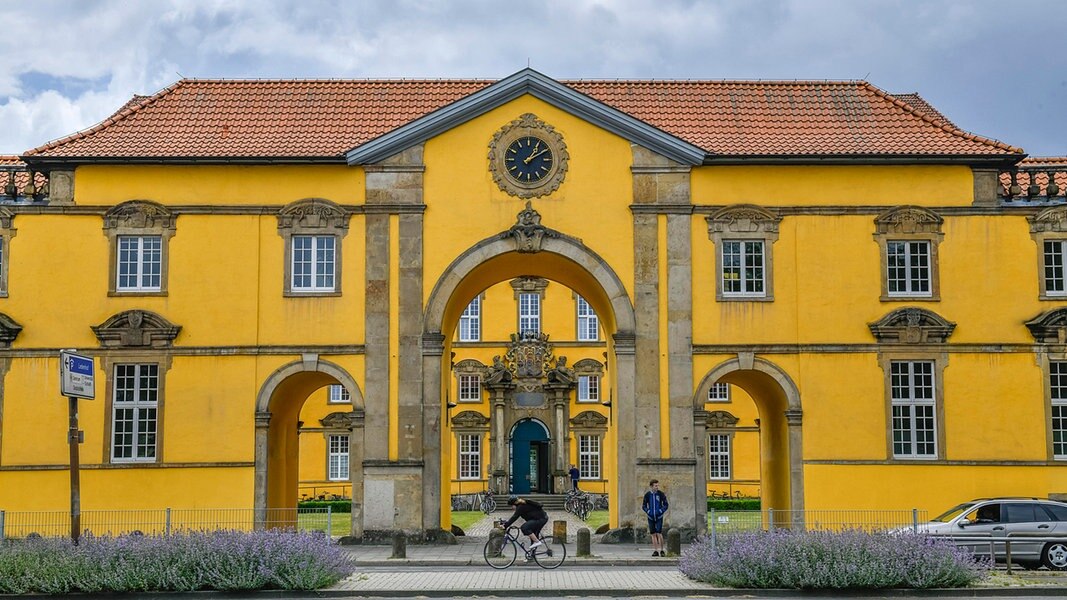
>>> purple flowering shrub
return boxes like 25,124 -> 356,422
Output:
0,530 -> 354,594
679,530 -> 990,589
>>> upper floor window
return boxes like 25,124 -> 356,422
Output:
706,204 -> 780,302
519,293 -> 541,335
458,374 -> 482,402
890,360 -> 937,458
1043,241 -> 1067,297
277,198 -> 349,297
111,363 -> 159,463
579,434 -> 601,479
1030,207 -> 1067,300
328,434 -> 350,481
708,433 -> 731,480
874,206 -> 943,302
0,207 -> 15,297
328,384 -> 350,404
103,201 -> 175,296
576,296 -> 599,341
578,374 -> 599,402
886,240 -> 931,297
291,235 -> 336,292
708,382 -> 730,402
460,296 -> 481,342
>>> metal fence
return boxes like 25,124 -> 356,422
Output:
0,507 -> 337,541
707,509 -> 927,544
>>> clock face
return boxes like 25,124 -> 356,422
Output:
505,136 -> 554,183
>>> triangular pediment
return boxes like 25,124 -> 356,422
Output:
345,68 -> 704,166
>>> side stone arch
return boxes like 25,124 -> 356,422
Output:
254,356 -> 366,535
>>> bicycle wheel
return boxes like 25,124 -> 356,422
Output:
483,496 -> 497,514
483,536 -> 516,569
533,535 -> 566,569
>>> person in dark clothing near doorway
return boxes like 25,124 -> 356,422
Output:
502,495 -> 549,551
569,464 -> 580,491
642,479 -> 669,556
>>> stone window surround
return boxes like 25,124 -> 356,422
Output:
103,200 -> 176,297
0,208 -> 15,298
569,410 -> 608,481
700,409 -> 739,481
326,433 -> 350,481
877,352 -> 948,461
450,409 -> 490,482
1025,309 -> 1067,461
511,276 -> 548,334
277,198 -> 350,298
1042,354 -> 1067,461
873,205 -> 944,302
1028,205 -> 1067,301
707,432 -> 732,480
705,204 -> 781,302
458,293 -> 484,342
707,382 -> 731,403
572,358 -> 605,404
100,352 -> 172,465
457,432 -> 482,480
452,359 -> 487,403
574,293 -> 599,341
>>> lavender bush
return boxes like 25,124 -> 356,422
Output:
0,530 -> 354,594
680,530 -> 990,589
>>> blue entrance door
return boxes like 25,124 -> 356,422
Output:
510,419 -> 549,494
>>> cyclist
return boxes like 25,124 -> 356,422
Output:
502,495 -> 549,554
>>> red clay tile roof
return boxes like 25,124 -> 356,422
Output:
890,93 -> 956,128
999,156 -> 1067,197
23,78 -> 1022,160
0,155 -> 48,192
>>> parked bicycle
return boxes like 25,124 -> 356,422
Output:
564,489 -> 593,520
483,521 -> 566,569
479,490 -> 497,514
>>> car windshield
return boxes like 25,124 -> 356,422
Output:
931,503 -> 974,522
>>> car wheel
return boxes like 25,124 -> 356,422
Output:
1042,542 -> 1067,571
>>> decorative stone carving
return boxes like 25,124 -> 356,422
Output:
276,198 -> 349,232
0,207 -> 14,230
320,410 -> 364,430
488,113 -> 569,199
502,202 -> 561,253
545,356 -> 576,385
706,204 -> 781,235
868,307 -> 956,344
569,410 -> 608,429
1026,308 -> 1067,344
484,355 -> 513,385
103,200 -> 176,232
505,331 -> 554,379
1029,205 -> 1067,234
0,312 -> 23,348
92,309 -> 182,348
572,358 -> 604,375
452,410 -> 490,429
706,410 -> 740,429
874,206 -> 943,235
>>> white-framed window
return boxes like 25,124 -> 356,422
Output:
579,435 -> 600,479
890,360 -> 937,458
328,434 -> 350,481
291,235 -> 336,292
576,296 -> 599,341
459,434 -> 481,480
708,382 -> 730,402
111,363 -> 159,462
519,292 -> 540,335
1051,361 -> 1067,459
458,374 -> 481,402
1044,241 -> 1067,297
459,296 -> 481,342
117,235 -> 162,292
577,374 -> 599,402
328,384 -> 350,404
886,240 -> 932,297
708,434 -> 731,480
721,240 -> 765,297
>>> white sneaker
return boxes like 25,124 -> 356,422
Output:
530,540 -> 543,549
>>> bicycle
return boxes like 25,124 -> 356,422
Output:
564,490 -> 593,520
479,490 -> 497,514
483,521 -> 566,569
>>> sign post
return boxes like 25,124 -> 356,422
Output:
59,350 -> 94,545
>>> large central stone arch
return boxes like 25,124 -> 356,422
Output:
421,225 -> 638,529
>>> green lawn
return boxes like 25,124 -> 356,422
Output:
297,511 -> 351,536
450,510 -> 486,531
585,510 -> 609,532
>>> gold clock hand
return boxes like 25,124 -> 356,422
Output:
524,148 -> 550,164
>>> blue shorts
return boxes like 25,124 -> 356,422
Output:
647,516 -> 664,534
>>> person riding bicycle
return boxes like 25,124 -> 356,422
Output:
501,495 -> 549,551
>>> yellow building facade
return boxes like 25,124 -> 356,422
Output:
0,70 -> 1064,539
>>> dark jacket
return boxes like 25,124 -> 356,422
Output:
642,490 -> 668,518
504,499 -> 547,527
569,467 -> 580,481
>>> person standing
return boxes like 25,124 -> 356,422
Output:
642,479 -> 669,556
568,463 -> 580,492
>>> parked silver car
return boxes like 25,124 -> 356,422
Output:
921,498 -> 1067,570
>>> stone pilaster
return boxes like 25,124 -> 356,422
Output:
612,331 -> 639,524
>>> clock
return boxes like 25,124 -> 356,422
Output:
489,113 -> 568,198
505,136 -> 553,183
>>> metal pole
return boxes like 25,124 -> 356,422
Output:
709,508 -> 717,550
0,509 -> 5,542
768,507 -> 774,533
327,505 -> 333,536
165,508 -> 172,536
68,396 -> 81,545
912,508 -> 919,533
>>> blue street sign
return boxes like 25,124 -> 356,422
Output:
60,350 -> 95,399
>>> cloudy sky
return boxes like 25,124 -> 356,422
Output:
2,0 -> 1065,156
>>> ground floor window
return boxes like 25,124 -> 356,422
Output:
579,435 -> 600,479
328,434 -> 350,481
890,360 -> 937,458
1051,361 -> 1067,459
459,434 -> 481,480
708,433 -> 731,480
111,363 -> 159,462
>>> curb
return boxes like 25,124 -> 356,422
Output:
316,587 -> 1067,598
351,558 -> 679,567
